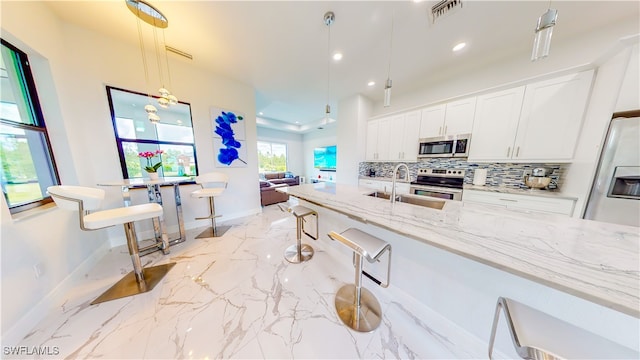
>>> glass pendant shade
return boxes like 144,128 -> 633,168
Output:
157,96 -> 170,108
148,113 -> 160,123
531,9 -> 557,62
383,79 -> 392,107
144,104 -> 158,114
168,94 -> 178,105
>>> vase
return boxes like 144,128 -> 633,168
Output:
148,172 -> 159,180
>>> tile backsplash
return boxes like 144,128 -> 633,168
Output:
359,159 -> 565,190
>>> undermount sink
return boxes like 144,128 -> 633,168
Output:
366,192 -> 445,210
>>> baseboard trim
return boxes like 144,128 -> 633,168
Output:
1,241 -> 111,347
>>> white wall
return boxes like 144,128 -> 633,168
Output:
1,1 -> 260,344
337,94 -> 372,185
302,127 -> 337,183
256,127 -> 304,176
615,43 -> 640,112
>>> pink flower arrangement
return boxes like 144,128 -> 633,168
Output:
138,150 -> 164,173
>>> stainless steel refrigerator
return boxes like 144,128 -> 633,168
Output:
584,111 -> 640,227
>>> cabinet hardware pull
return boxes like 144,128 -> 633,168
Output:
439,126 -> 442,135
506,147 -> 511,157
499,198 -> 518,202
515,146 -> 520,157
444,125 -> 448,134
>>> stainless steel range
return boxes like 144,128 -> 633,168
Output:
410,168 -> 465,201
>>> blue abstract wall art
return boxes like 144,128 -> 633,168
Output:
211,107 -> 247,168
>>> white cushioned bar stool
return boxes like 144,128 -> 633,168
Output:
47,185 -> 176,305
328,228 -> 391,332
191,172 -> 230,238
489,297 -> 639,359
280,205 -> 318,263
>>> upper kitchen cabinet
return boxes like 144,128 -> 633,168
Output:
388,111 -> 421,161
419,97 -> 477,138
469,70 -> 594,162
366,116 -> 392,161
468,86 -> 526,161
515,70 -> 594,161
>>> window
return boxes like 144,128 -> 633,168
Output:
107,86 -> 197,179
0,39 -> 59,214
257,141 -> 287,172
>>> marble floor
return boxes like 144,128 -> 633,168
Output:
9,204 -> 487,359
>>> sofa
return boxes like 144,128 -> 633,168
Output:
260,180 -> 289,206
259,172 -> 300,206
262,172 -> 300,186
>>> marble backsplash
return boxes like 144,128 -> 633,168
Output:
359,159 -> 566,190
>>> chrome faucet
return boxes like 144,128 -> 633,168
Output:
391,163 -> 410,204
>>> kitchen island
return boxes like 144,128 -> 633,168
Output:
280,182 -> 639,353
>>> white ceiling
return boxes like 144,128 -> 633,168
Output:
44,1 -> 639,132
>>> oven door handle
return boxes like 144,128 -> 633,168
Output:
410,185 -> 463,194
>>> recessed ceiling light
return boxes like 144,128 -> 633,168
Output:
176,120 -> 183,125
295,121 -> 300,124
333,52 -> 343,61
259,112 -> 263,115
367,81 -> 375,87
453,42 -> 466,52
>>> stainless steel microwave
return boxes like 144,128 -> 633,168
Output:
418,134 -> 471,158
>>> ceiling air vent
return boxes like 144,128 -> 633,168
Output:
431,0 -> 463,22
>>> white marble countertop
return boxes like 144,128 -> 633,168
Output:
281,183 -> 639,317
464,184 -> 579,200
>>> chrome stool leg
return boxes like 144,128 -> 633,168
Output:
283,205 -> 317,263
329,228 -> 391,333
334,252 -> 382,332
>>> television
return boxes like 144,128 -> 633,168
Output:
313,145 -> 337,171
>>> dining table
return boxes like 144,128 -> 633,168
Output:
97,176 -> 194,256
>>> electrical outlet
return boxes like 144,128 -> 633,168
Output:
33,263 -> 44,279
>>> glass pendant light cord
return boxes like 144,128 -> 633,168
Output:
136,12 -> 152,103
153,26 -> 165,88
326,17 -> 331,115
386,12 -> 394,83
162,29 -> 173,92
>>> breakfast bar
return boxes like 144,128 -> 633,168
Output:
280,182 -> 639,354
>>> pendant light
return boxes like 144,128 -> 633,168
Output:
531,2 -> 558,62
126,0 -> 178,123
384,12 -> 394,108
324,11 -> 335,121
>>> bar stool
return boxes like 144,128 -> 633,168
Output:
281,205 -> 318,263
488,297 -> 639,359
328,228 -> 391,332
47,185 -> 176,305
191,172 -> 230,238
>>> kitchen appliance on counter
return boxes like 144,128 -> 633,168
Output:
524,167 -> 552,189
409,168 -> 465,200
584,111 -> 640,227
418,134 -> 470,158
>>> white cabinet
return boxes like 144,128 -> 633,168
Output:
462,190 -> 576,216
419,104 -> 445,138
468,70 -> 594,162
419,97 -> 476,138
367,111 -> 420,162
388,111 -> 421,161
366,117 -> 392,161
515,70 -> 594,161
468,86 -> 526,161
